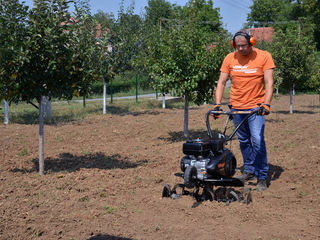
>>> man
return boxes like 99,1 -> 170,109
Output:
214,30 -> 275,191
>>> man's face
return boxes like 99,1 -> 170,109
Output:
235,36 -> 252,56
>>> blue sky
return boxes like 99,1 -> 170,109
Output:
20,0 -> 251,34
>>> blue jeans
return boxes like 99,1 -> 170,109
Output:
232,108 -> 269,180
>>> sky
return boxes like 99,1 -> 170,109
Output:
20,0 -> 252,34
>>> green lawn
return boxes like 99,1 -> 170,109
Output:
0,97 -> 187,125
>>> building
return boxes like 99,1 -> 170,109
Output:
249,27 -> 274,42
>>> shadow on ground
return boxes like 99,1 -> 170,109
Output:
302,104 -> 320,110
267,163 -> 284,186
11,152 -> 148,174
274,110 -> 318,115
266,118 -> 285,123
240,163 -> 284,187
159,129 -> 224,143
88,234 -> 133,240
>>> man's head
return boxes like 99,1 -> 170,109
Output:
232,30 -> 256,56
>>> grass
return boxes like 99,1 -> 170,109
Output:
82,88 -> 155,99
298,191 -> 309,198
78,196 -> 89,202
81,149 -> 91,155
56,136 -> 63,142
0,88 -> 230,125
0,95 -> 186,125
104,206 -> 118,214
18,148 -> 28,156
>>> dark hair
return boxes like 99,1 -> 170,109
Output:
233,31 -> 251,45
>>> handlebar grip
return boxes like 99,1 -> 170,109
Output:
209,110 -> 257,115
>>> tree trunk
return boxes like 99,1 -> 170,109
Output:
289,87 -> 293,114
33,0 -> 44,175
83,96 -> 86,108
184,95 -> 189,139
293,83 -> 295,95
162,94 -> 166,109
4,100 -> 9,124
103,78 -> 107,114
39,96 -> 45,175
42,96 -> 52,120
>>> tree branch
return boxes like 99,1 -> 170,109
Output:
28,100 -> 39,109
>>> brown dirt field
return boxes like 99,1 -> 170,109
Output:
1,94 -> 320,240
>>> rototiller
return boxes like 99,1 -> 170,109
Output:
162,106 -> 262,205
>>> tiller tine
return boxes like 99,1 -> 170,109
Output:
162,184 -> 171,198
241,188 -> 252,204
162,183 -> 190,200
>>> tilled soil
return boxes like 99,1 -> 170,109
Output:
0,94 -> 320,240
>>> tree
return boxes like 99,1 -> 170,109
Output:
246,0 -> 294,27
305,52 -> 320,104
268,21 -> 317,113
0,0 -> 28,123
93,10 -> 115,29
145,0 -> 173,28
246,0 -> 320,49
246,0 -> 320,99
143,0 -> 229,138
92,3 -> 144,113
113,4 -> 144,74
302,0 -> 320,50
0,0 -> 104,174
177,0 -> 223,32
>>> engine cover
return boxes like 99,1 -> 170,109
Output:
183,139 -> 211,157
206,149 -> 236,178
181,149 -> 237,179
183,138 -> 225,157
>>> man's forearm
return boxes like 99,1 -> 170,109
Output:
264,69 -> 274,105
215,72 -> 229,104
215,82 -> 226,104
264,87 -> 273,105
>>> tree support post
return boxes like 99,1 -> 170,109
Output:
110,78 -> 113,104
289,87 -> 293,114
103,78 -> 107,114
184,95 -> 189,139
39,96 -> 45,175
162,94 -> 166,109
42,96 -> 52,120
136,74 -> 138,103
4,100 -> 9,124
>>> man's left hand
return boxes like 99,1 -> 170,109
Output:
259,104 -> 270,115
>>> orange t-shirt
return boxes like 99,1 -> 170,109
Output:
220,48 -> 275,109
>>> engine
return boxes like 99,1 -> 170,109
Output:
180,138 -> 237,180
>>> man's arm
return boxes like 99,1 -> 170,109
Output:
264,69 -> 274,105
215,72 -> 229,104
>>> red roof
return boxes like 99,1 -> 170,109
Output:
249,27 -> 274,42
95,23 -> 109,39
60,18 -> 109,39
60,16 -> 79,26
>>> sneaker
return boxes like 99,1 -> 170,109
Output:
235,171 -> 256,182
256,179 -> 267,192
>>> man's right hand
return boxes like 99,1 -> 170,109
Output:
212,104 -> 222,119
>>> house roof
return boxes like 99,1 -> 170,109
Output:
60,16 -> 79,26
249,27 -> 274,42
95,23 -> 109,39
60,18 -> 109,40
